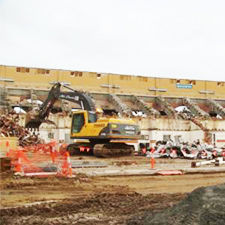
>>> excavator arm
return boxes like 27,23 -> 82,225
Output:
39,83 -> 61,120
25,82 -> 97,128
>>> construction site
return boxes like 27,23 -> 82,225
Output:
1,64 -> 225,224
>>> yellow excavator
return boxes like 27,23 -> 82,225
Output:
25,83 -> 140,157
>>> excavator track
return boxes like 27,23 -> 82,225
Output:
93,143 -> 134,158
67,142 -> 135,158
67,143 -> 94,156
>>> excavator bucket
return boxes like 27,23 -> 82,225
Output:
25,112 -> 42,129
25,118 -> 57,129
25,112 -> 57,129
25,119 -> 42,129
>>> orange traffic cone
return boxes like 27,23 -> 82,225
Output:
62,151 -> 73,177
151,156 -> 155,169
50,146 -> 56,163
6,140 -> 10,157
15,149 -> 23,173
49,139 -> 57,163
150,147 -> 155,169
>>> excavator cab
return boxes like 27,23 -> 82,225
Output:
71,110 -> 97,134
71,112 -> 86,133
69,109 -> 141,157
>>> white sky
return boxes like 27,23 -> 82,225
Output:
0,0 -> 225,81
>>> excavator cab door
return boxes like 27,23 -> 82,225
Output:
71,111 -> 88,133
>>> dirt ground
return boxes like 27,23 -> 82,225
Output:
1,157 -> 225,224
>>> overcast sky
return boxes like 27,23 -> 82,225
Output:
0,0 -> 225,81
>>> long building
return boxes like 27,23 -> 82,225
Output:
0,65 -> 225,99
1,65 -> 225,148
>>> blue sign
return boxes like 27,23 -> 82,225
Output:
176,84 -> 193,89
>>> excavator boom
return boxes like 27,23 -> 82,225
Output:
25,83 -> 97,128
25,83 -> 61,128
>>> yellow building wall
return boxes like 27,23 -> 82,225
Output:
206,81 -> 225,99
192,80 -> 205,98
110,74 -> 135,95
102,74 -> 156,95
1,65 -> 225,99
0,65 -> 58,90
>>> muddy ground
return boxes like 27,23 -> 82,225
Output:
1,157 -> 225,224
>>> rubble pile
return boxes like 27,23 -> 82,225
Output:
141,183 -> 225,225
0,115 -> 43,146
140,140 -> 225,160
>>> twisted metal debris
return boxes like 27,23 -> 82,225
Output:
0,114 -> 43,146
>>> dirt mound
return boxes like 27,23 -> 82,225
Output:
137,183 -> 225,225
0,192 -> 185,225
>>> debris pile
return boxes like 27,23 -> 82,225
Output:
141,183 -> 225,225
0,115 -> 43,146
140,140 -> 225,160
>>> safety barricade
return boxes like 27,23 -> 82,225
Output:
7,141 -> 75,178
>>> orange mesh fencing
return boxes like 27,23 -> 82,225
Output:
8,141 -> 74,177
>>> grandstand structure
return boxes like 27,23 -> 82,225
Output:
1,65 -> 225,147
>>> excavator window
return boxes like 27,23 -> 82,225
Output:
71,113 -> 85,133
88,112 -> 97,123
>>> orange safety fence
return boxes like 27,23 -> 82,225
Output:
7,141 -> 74,178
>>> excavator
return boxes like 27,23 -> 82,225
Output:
25,82 -> 141,157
